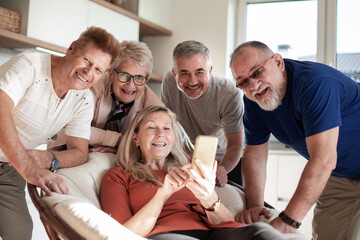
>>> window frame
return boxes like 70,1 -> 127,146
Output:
236,0 -> 337,67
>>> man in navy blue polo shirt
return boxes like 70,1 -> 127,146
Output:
230,41 -> 360,240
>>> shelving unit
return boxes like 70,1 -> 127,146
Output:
0,28 -> 165,81
0,28 -> 67,53
90,0 -> 172,37
0,0 -> 172,50
0,1 -> 170,81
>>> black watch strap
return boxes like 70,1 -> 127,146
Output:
279,211 -> 301,229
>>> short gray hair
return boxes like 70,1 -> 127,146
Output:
114,40 -> 153,75
172,40 -> 211,69
230,41 -> 274,67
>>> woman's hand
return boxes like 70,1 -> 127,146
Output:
159,167 -> 189,198
123,167 -> 189,237
184,160 -> 234,224
182,160 -> 217,203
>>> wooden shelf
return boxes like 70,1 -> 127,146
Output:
91,0 -> 172,37
0,29 -> 67,53
0,28 -> 164,81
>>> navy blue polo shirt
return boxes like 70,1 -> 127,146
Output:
244,59 -> 360,179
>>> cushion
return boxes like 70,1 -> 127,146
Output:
215,184 -> 246,218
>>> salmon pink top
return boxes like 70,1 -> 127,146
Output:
101,167 -> 243,237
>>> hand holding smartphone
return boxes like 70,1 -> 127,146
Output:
191,135 -> 218,178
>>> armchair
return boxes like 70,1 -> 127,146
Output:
28,152 -> 305,240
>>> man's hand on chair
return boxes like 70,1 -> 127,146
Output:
32,169 -> 69,196
235,205 -> 271,224
215,165 -> 228,186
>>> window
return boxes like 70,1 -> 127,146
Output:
237,0 -> 348,69
245,0 -> 317,60
336,0 -> 360,82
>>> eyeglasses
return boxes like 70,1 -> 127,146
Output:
235,55 -> 273,90
113,69 -> 148,86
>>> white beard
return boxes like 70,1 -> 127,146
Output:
252,84 -> 282,111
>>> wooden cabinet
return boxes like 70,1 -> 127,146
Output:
0,0 -> 172,53
26,0 -> 89,48
265,150 -> 314,239
88,1 -> 139,42
0,0 -> 172,81
91,0 -> 171,37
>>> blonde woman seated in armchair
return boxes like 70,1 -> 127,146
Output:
101,105 -> 284,240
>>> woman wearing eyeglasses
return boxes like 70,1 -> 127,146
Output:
89,40 -> 163,153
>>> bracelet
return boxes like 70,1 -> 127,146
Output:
202,198 -> 221,212
278,211 -> 301,229
48,150 -> 59,173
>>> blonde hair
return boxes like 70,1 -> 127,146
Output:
116,105 -> 188,185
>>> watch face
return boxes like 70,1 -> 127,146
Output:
53,160 -> 58,169
203,198 -> 221,211
213,200 -> 221,211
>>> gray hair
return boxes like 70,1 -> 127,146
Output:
172,40 -> 211,69
230,41 -> 274,67
114,40 -> 153,75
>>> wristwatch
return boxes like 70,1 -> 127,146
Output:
279,211 -> 301,229
48,150 -> 59,173
203,198 -> 221,212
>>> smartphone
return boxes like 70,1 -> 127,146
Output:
191,135 -> 218,178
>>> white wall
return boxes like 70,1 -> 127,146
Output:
27,0 -> 88,48
138,0 -> 172,30
0,48 -> 18,65
142,0 -> 237,79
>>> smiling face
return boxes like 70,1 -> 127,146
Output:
64,41 -> 112,91
231,47 -> 287,111
111,60 -> 148,104
132,111 -> 175,165
172,54 -> 212,100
